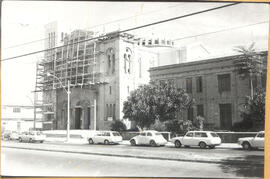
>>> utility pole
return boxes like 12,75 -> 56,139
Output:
94,98 -> 96,131
67,80 -> 71,142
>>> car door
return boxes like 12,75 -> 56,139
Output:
94,132 -> 103,143
22,132 -> 29,141
253,132 -> 264,148
194,132 -> 203,146
145,132 -> 153,144
182,132 -> 194,145
138,132 -> 146,144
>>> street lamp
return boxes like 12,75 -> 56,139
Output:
47,72 -> 71,142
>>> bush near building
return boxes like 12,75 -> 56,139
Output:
110,120 -> 127,132
233,88 -> 265,131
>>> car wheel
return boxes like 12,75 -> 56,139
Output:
18,137 -> 22,142
150,140 -> 157,147
199,142 -> 207,149
104,140 -> 110,145
40,140 -> 44,143
209,145 -> 215,149
175,140 -> 182,148
130,139 -> 136,146
88,138 -> 94,144
29,138 -> 33,143
242,142 -> 251,150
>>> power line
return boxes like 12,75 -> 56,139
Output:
173,21 -> 268,41
1,2 -> 239,62
3,4 -> 183,50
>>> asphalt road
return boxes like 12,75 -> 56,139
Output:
1,146 -> 264,178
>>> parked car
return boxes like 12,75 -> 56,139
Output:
2,130 -> 12,140
9,131 -> 20,140
88,131 -> 123,144
238,131 -> 264,150
170,131 -> 222,149
18,131 -> 46,143
129,130 -> 167,147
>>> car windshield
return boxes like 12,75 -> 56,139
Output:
256,133 -> 264,138
210,133 -> 219,137
113,132 -> 120,136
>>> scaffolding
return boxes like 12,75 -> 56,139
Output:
34,29 -> 103,121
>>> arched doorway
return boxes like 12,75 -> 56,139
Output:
75,101 -> 82,129
74,100 -> 91,129
82,100 -> 91,129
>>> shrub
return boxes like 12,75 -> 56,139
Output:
110,120 -> 127,132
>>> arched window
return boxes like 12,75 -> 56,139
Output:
124,48 -> 132,74
106,48 -> 115,74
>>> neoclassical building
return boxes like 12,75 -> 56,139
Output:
149,51 -> 267,130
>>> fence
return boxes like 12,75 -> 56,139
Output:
216,132 -> 258,143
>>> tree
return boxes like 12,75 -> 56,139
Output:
110,120 -> 127,132
234,88 -> 265,131
123,80 -> 193,129
195,116 -> 205,131
233,43 -> 263,99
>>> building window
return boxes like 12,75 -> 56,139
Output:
13,107 -> 21,113
113,104 -> 116,120
218,74 -> 231,92
109,86 -> 112,95
106,104 -> 109,120
187,107 -> 193,121
127,86 -> 130,93
110,104 -> 113,117
197,105 -> 204,117
196,76 -> 203,93
108,55 -> 111,69
107,48 -> 115,74
124,48 -> 132,74
186,78 -> 192,93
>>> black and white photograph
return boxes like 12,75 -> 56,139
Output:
1,1 -> 268,178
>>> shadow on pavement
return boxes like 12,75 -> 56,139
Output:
219,155 -> 264,178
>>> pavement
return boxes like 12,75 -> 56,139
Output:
2,147 -> 264,178
1,140 -> 264,165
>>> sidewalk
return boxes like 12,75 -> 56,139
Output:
2,140 -> 263,165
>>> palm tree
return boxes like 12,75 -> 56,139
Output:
233,43 -> 263,99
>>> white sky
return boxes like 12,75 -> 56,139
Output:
1,1 -> 269,105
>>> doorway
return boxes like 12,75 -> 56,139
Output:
86,107 -> 91,129
219,104 -> 232,130
75,107 -> 82,129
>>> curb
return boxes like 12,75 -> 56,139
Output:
2,145 -> 263,166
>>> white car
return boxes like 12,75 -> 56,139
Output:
88,131 -> 123,144
9,131 -> 20,140
170,131 -> 222,149
130,130 -> 167,147
18,131 -> 46,143
238,131 -> 264,150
